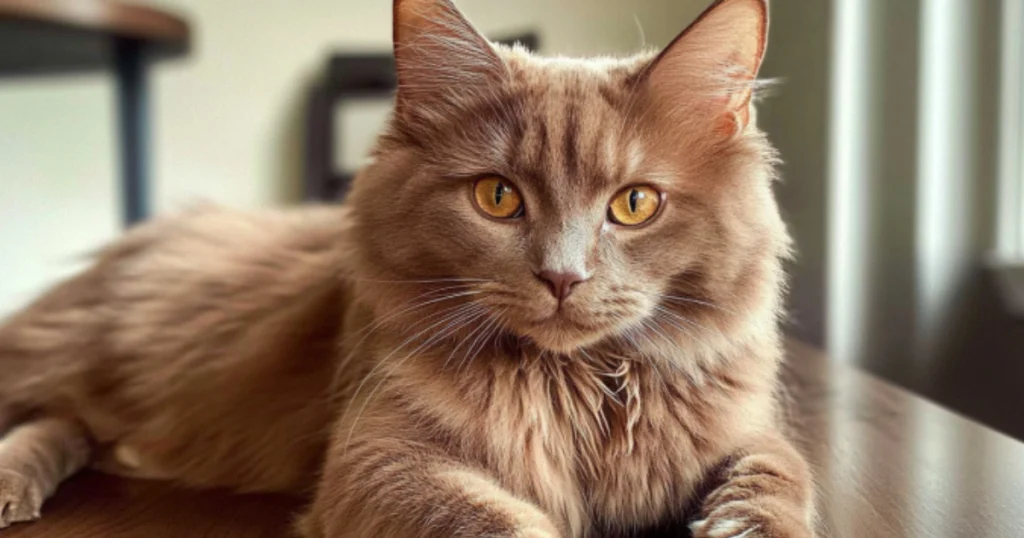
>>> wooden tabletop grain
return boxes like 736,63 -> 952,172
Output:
783,340 -> 1024,538
5,340 -> 1024,537
0,0 -> 188,42
0,0 -> 189,75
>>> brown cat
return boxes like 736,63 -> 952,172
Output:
0,0 -> 814,536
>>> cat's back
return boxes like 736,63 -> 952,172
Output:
1,204 -> 356,493
93,205 -> 355,490
103,204 -> 354,279
98,204 -> 355,335
69,204 -> 356,383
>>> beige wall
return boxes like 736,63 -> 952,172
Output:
0,76 -> 120,313
0,0 -> 704,314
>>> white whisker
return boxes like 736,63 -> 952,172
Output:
330,288 -> 484,393
458,309 -> 504,373
340,302 -> 485,453
653,305 -> 715,349
441,309 -> 491,371
661,294 -> 735,315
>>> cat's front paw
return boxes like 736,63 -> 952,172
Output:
0,469 -> 44,529
515,529 -> 560,538
690,501 -> 813,538
511,515 -> 562,538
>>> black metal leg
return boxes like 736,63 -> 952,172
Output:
114,38 -> 149,226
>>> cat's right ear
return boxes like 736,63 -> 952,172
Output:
392,0 -> 506,119
639,0 -> 768,139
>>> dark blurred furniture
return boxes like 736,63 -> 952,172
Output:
0,0 -> 190,226
8,339 -> 1024,537
303,33 -> 539,202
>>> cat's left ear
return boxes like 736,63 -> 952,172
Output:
642,0 -> 768,138
392,0 -> 506,118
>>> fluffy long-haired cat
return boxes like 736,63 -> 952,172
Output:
0,0 -> 814,536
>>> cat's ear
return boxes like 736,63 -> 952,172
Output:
642,0 -> 768,138
392,0 -> 506,117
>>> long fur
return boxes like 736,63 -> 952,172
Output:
0,0 -> 814,536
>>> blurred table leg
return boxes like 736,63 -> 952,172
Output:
114,37 -> 149,226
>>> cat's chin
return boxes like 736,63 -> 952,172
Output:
530,335 -> 604,355
520,317 -> 612,355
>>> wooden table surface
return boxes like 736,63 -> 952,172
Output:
5,340 -> 1024,537
782,341 -> 1024,538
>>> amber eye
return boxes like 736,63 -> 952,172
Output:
473,176 -> 524,219
608,185 -> 661,226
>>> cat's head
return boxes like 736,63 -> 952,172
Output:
350,0 -> 790,359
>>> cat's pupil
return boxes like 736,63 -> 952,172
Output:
494,183 -> 504,206
629,189 -> 639,213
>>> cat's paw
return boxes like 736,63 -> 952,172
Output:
513,527 -> 560,538
690,515 -> 763,538
690,501 -> 813,538
0,469 -> 44,529
502,497 -> 561,538
511,516 -> 562,538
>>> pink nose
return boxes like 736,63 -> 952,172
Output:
535,270 -> 587,303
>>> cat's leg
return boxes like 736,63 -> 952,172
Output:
0,417 -> 91,528
298,440 -> 561,538
691,433 -> 815,538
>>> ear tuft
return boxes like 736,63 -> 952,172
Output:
642,0 -> 769,137
393,0 -> 506,118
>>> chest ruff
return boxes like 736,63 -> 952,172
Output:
389,348 -> 776,537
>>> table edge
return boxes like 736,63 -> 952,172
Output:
0,0 -> 189,45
